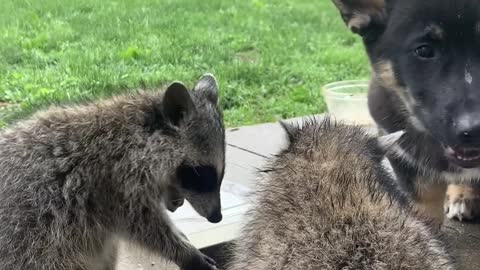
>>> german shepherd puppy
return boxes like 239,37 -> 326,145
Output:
331,0 -> 480,224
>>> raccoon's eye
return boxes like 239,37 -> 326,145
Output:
414,45 -> 435,59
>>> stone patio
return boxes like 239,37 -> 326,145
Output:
116,117 -> 480,270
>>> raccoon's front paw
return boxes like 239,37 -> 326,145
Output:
444,184 -> 480,221
182,252 -> 218,270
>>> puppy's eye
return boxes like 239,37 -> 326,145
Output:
414,45 -> 435,59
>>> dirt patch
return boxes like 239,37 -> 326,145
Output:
0,102 -> 20,111
234,49 -> 260,64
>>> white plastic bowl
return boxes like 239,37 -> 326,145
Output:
322,80 -> 375,126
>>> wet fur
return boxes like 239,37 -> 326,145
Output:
0,75 -> 225,270
227,118 -> 454,270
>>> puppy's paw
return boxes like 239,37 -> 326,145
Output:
444,184 -> 480,221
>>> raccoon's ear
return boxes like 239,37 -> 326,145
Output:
279,120 -> 299,143
193,73 -> 219,104
378,130 -> 405,150
331,0 -> 387,38
163,81 -> 196,126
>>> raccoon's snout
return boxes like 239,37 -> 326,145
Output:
177,164 -> 223,222
207,210 -> 222,223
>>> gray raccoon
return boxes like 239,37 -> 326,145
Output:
227,117 -> 454,270
0,74 -> 225,270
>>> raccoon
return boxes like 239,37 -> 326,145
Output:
227,117 -> 454,270
0,74 -> 225,270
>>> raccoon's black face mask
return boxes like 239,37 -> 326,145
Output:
333,0 -> 480,168
176,164 -> 223,223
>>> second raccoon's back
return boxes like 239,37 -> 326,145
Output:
228,118 -> 454,270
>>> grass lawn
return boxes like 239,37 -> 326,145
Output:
0,0 -> 369,128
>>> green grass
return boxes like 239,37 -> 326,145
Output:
0,0 -> 369,127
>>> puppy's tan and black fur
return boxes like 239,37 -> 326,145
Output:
331,0 -> 480,223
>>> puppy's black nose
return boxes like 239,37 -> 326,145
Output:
454,114 -> 480,145
207,211 -> 223,223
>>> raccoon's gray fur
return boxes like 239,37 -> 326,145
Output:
0,74 -> 225,270
227,117 -> 454,270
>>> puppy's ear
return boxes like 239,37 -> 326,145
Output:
163,81 -> 196,127
331,0 -> 387,38
193,73 -> 219,104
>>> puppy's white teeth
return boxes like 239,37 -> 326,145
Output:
449,146 -> 480,162
455,154 -> 480,161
